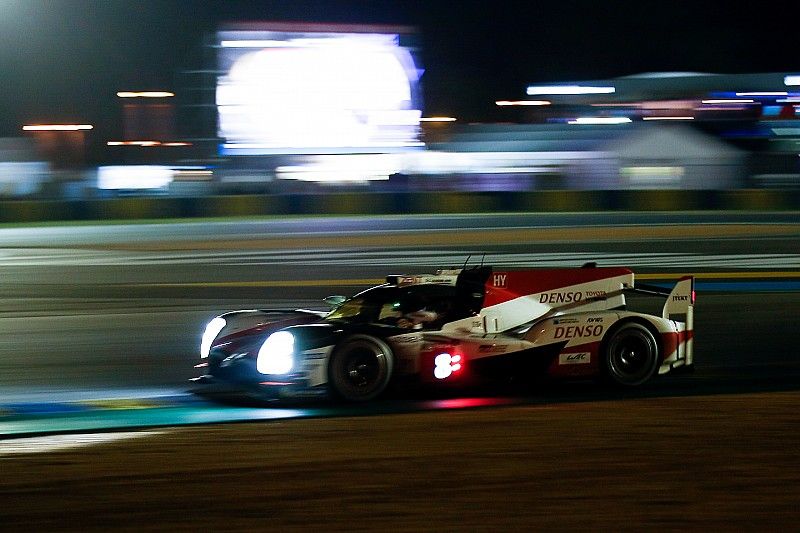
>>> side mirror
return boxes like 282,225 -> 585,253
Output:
323,295 -> 347,308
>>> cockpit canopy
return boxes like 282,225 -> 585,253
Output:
325,283 -> 469,330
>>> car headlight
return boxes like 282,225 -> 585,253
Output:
200,317 -> 226,358
257,331 -> 294,375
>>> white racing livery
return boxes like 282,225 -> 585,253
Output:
194,265 -> 695,401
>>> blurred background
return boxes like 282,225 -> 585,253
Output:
0,0 -> 799,209
3,5 -> 800,526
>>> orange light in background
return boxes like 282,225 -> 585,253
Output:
116,91 -> 175,98
22,124 -> 92,170
420,116 -> 457,122
107,140 -> 160,146
22,124 -> 93,131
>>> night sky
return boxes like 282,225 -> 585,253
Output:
1,0 -> 798,140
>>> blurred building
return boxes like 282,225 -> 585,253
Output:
100,92 -> 203,196
493,71 -> 800,188
160,34 -> 800,192
22,125 -> 90,170
377,71 -> 800,192
572,124 -> 745,189
0,137 -> 49,197
402,121 -> 745,191
119,92 -> 176,142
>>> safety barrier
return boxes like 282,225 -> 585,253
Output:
0,190 -> 798,223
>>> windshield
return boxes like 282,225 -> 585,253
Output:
325,286 -> 403,324
325,284 -> 460,328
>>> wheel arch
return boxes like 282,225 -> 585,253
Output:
601,315 -> 664,365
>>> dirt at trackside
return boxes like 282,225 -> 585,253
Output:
2,391 -> 800,531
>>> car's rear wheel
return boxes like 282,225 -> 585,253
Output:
328,335 -> 395,402
603,322 -> 659,386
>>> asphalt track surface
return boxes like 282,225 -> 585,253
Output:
0,211 -> 797,426
2,212 -> 800,530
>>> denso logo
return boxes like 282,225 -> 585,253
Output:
554,325 -> 604,339
540,291 -> 583,304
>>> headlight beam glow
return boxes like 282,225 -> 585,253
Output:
257,331 -> 295,375
200,317 -> 226,358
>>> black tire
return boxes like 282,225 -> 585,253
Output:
328,335 -> 395,402
602,322 -> 659,386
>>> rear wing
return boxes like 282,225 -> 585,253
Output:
661,276 -> 695,322
628,276 -> 695,321
630,276 -> 695,367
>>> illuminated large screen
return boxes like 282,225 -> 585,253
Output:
216,23 -> 423,156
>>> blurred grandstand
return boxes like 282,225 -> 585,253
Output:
7,26 -> 800,198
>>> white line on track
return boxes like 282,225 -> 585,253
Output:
0,431 -> 164,455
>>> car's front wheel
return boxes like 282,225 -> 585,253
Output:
328,335 -> 395,402
603,322 -> 660,386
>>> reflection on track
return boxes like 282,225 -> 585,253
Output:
3,363 -> 800,438
0,431 -> 165,454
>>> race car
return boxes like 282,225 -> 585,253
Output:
192,265 -> 694,402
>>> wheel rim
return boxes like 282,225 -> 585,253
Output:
345,347 -> 382,388
607,327 -> 656,384
333,340 -> 390,400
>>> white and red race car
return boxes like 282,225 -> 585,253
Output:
193,265 -> 694,401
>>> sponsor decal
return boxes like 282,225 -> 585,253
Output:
554,325 -> 604,339
478,344 -> 507,353
553,318 -> 579,325
421,277 -> 454,284
585,290 -> 607,298
587,316 -> 604,323
391,333 -> 423,344
397,275 -> 456,285
672,295 -> 689,301
540,291 -> 584,304
492,273 -> 508,288
559,352 -> 591,365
